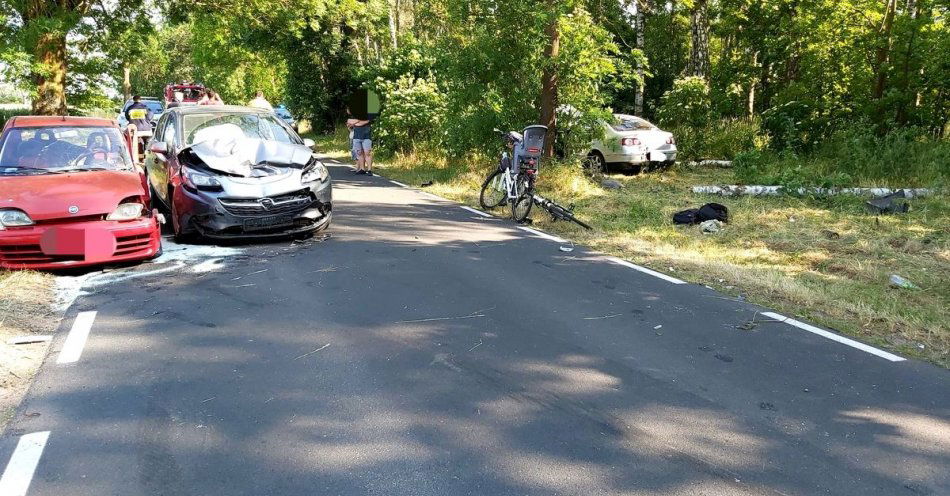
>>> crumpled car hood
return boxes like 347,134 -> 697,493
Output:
180,136 -> 314,177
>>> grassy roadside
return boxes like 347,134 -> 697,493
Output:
314,129 -> 949,367
0,270 -> 58,430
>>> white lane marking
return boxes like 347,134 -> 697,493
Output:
517,226 -> 569,244
389,180 -> 408,188
460,206 -> 493,218
57,311 -> 97,364
0,431 -> 50,496
420,192 -> 444,201
606,256 -> 687,285
761,312 -> 906,362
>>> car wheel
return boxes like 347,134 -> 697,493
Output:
585,152 -> 607,173
170,188 -> 198,244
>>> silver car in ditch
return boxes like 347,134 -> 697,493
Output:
144,106 -> 332,242
586,114 -> 677,172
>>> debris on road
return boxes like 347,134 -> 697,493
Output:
293,343 -> 331,360
889,274 -> 919,290
559,245 -> 574,252
584,314 -> 622,320
396,309 -> 489,324
7,335 -> 53,345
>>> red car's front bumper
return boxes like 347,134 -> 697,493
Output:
0,217 -> 161,270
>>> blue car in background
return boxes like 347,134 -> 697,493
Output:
275,105 -> 298,132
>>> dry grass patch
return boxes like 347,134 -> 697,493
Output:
367,149 -> 949,367
0,270 -> 58,430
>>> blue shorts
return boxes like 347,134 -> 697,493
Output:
352,139 -> 372,156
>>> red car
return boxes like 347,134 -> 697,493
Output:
0,116 -> 162,270
164,83 -> 205,106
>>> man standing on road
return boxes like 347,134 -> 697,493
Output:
247,90 -> 273,111
350,116 -> 373,175
124,95 -> 153,158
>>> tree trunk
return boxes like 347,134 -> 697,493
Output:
748,51 -> 758,117
540,9 -> 560,158
635,1 -> 646,116
388,0 -> 399,50
122,63 -> 132,102
872,0 -> 897,100
32,30 -> 69,116
895,0 -> 920,123
687,0 -> 710,79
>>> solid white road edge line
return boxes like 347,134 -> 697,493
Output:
761,311 -> 905,362
460,206 -> 493,218
517,226 -> 569,244
606,256 -> 687,285
57,310 -> 97,364
420,191 -> 444,201
389,180 -> 408,188
0,431 -> 50,496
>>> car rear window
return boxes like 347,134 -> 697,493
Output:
610,117 -> 656,132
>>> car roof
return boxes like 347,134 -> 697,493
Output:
166,105 -> 274,116
6,115 -> 117,128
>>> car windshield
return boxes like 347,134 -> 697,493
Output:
611,116 -> 656,132
183,112 -> 299,146
0,126 -> 134,174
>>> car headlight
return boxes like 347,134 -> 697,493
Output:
182,167 -> 223,190
0,209 -> 34,229
107,202 -> 144,221
302,162 -> 329,183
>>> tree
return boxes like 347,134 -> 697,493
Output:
540,0 -> 562,157
686,0 -> 710,79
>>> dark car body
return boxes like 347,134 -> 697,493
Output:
0,116 -> 162,270
144,106 -> 332,241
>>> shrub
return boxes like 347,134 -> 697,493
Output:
668,118 -> 768,162
655,76 -> 711,128
374,75 -> 447,152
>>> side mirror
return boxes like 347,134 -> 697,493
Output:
149,141 -> 168,154
303,138 -> 315,149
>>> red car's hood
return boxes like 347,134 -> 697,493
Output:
0,170 -> 145,221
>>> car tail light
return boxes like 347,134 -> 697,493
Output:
527,147 -> 540,154
621,137 -> 641,146
667,136 -> 675,145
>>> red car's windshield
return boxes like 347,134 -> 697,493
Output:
0,126 -> 134,175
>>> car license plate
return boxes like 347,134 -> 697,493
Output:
244,215 -> 293,230
39,227 -> 117,262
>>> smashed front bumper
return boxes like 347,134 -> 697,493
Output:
174,179 -> 332,239
0,217 -> 161,270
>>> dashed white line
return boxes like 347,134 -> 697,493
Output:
606,256 -> 686,285
0,431 -> 50,496
460,206 -> 493,218
517,226 -> 569,244
57,311 -> 97,364
761,312 -> 905,362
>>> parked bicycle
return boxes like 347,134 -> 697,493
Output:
479,125 -> 547,223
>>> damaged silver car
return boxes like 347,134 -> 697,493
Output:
144,106 -> 332,241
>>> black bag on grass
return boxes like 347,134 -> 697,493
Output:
673,209 -> 699,225
698,203 -> 729,223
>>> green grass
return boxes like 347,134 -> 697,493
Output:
316,131 -> 950,367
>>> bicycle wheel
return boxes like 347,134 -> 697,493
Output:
511,176 -> 533,223
479,170 -> 506,209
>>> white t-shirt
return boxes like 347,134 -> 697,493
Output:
247,97 -> 273,110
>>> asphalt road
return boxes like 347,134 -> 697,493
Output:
2,164 -> 948,496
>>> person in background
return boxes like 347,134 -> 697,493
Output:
209,90 -> 224,105
350,115 -> 373,175
167,92 -> 184,108
124,95 -> 154,156
247,90 -> 273,110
